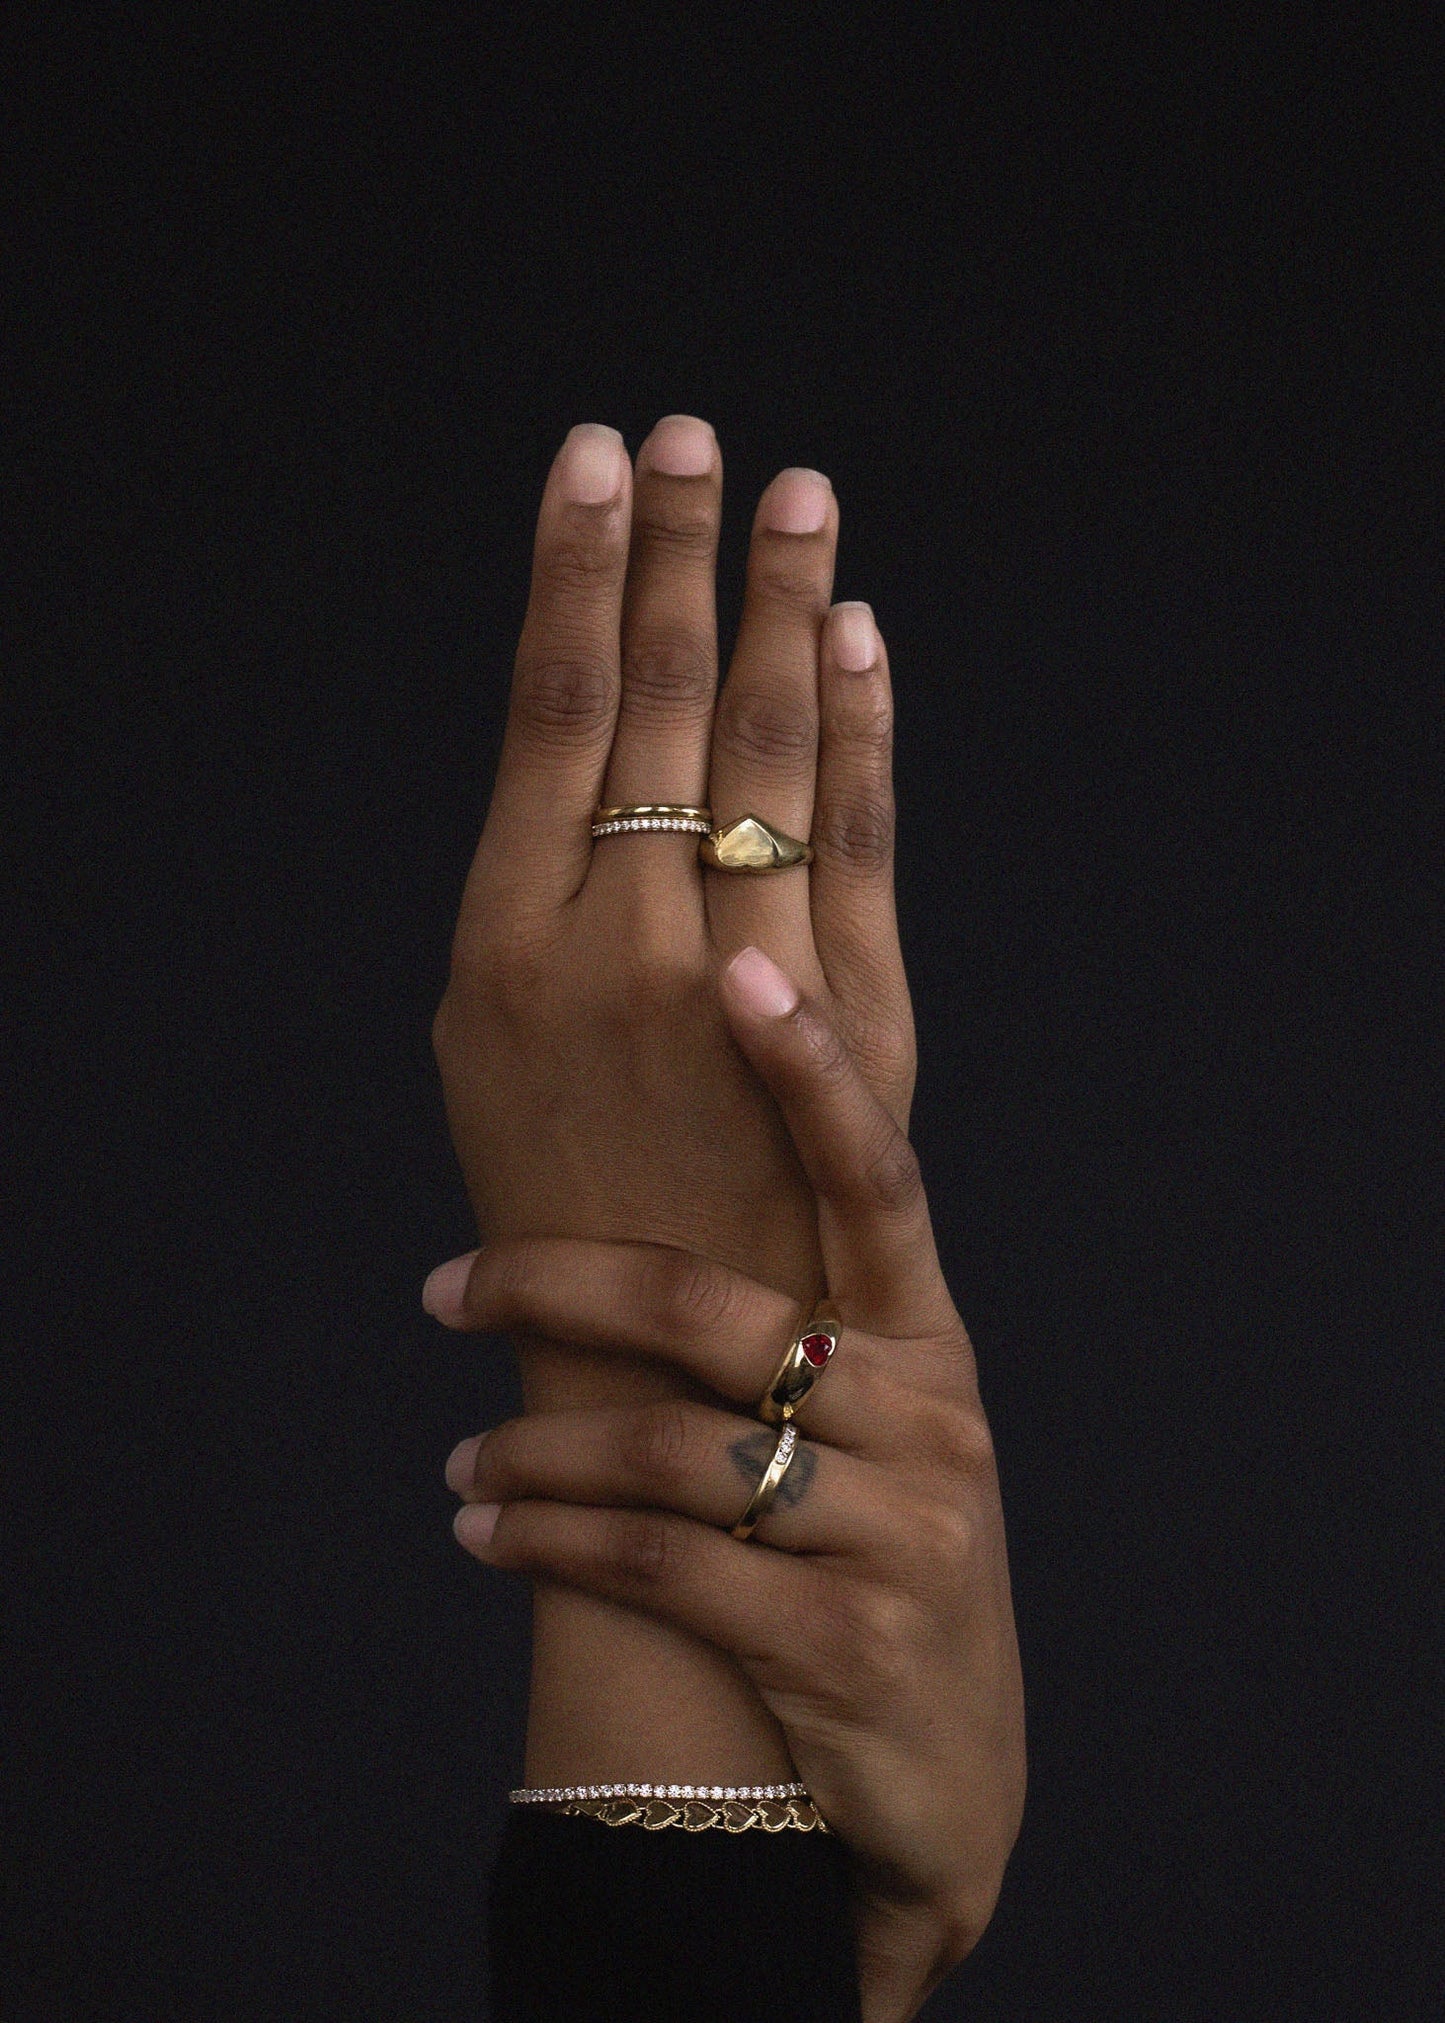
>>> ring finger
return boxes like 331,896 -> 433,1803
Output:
424,1233 -> 891,1454
447,1399 -> 899,1557
704,467 -> 839,978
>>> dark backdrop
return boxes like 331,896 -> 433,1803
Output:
5,7 -> 1438,2018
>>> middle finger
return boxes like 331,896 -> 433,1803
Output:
705,467 -> 839,979
591,414 -> 723,846
431,1233 -> 891,1453
448,1400 -> 900,1559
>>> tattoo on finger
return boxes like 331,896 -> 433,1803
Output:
728,1428 -> 818,1509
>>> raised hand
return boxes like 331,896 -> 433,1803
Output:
430,418 -> 913,1323
428,417 -> 916,1777
430,951 -> 1026,2023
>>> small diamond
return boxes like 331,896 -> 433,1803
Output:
710,1786 -> 722,1800
668,1784 -> 681,1797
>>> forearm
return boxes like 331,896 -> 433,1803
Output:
505,1327 -> 797,1788
514,1330 -> 797,1783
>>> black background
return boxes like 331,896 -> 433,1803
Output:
5,5 -> 1439,2017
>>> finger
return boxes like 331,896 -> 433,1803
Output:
810,603 -> 917,1126
718,947 -> 956,1335
422,1235 -> 882,1450
704,467 -> 838,978
460,424 -> 631,924
448,1402 -> 896,1557
592,414 -> 721,825
453,1497 -> 807,1671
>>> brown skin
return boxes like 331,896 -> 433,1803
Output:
430,418 -> 915,1778
434,951 -> 1027,2022
426,417 -> 1022,2018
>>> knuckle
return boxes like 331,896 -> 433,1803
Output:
808,1580 -> 914,1704
912,1499 -> 977,1579
814,791 -> 894,873
601,1507 -> 687,1589
929,1399 -> 997,1481
795,1006 -> 856,1092
823,692 -> 893,753
655,1250 -> 742,1336
537,525 -> 621,594
752,549 -> 826,608
854,1594 -> 918,1699
620,1401 -> 698,1491
715,686 -> 816,769
630,500 -> 717,554
857,1121 -> 924,1213
618,631 -> 715,722
512,653 -> 615,744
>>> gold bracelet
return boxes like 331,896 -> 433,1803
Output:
539,1795 -> 829,1832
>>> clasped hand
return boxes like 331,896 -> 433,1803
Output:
424,416 -> 1024,2022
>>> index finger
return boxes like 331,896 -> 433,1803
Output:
460,425 -> 631,928
718,945 -> 958,1339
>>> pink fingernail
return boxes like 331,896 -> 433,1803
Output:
556,423 -> 626,503
759,468 -> 831,534
422,1253 -> 476,1323
454,1502 -> 501,1550
726,946 -> 799,1019
445,1434 -> 485,1496
644,414 -> 716,476
831,602 -> 877,672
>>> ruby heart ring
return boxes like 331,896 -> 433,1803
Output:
758,1300 -> 841,1427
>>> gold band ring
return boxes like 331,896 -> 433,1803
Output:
729,1421 -> 800,1541
698,814 -> 814,872
759,1300 -> 841,1427
591,804 -> 712,838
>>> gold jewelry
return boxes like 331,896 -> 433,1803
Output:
510,1782 -> 808,1804
508,1781 -> 828,1832
759,1299 -> 841,1426
591,803 -> 711,838
728,1421 -> 800,1540
698,813 -> 814,872
541,1794 -> 828,1831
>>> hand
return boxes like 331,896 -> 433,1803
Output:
429,418 -> 914,1370
432,950 -> 1027,2023
428,415 -> 916,1782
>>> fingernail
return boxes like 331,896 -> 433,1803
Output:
643,414 -> 716,476
422,1252 -> 477,1324
726,946 -> 799,1019
454,1502 -> 501,1550
831,602 -> 877,672
445,1433 -> 486,1496
557,423 -> 626,503
759,468 -> 831,534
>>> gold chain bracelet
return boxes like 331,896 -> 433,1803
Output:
541,1794 -> 829,1833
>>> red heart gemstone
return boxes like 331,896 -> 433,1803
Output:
799,1332 -> 833,1368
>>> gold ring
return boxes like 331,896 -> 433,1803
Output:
729,1421 -> 801,1541
699,814 -> 814,872
759,1300 -> 840,1427
591,804 -> 712,838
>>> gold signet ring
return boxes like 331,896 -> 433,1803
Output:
698,814 -> 815,872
